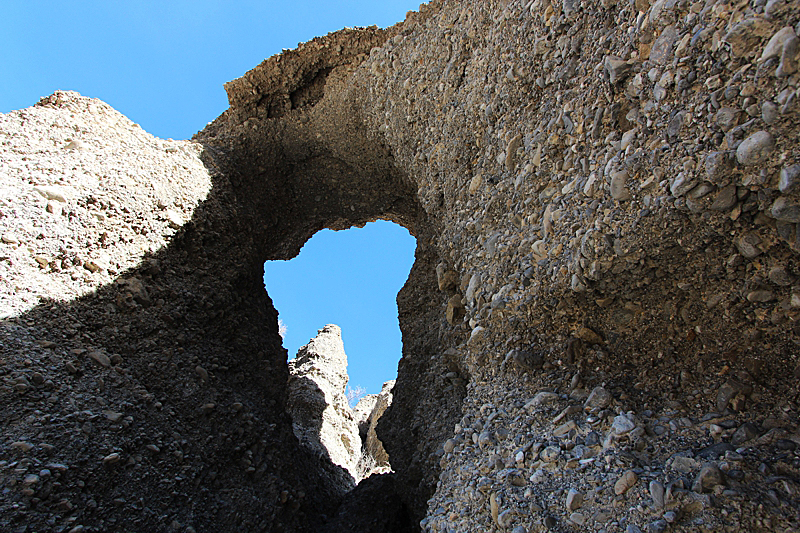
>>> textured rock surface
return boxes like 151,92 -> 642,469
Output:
287,325 -> 361,489
2,0 -> 800,531
362,380 -> 394,470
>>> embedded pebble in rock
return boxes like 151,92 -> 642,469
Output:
584,386 -> 612,412
736,131 -> 776,166
615,470 -> 638,495
10,441 -> 34,453
724,17 -> 773,58
747,290 -> 775,303
711,184 -> 737,211
575,327 -> 603,345
650,480 -> 666,509
443,439 -> 456,453
732,422 -> 761,445
704,151 -> 734,183
714,108 -> 740,132
779,164 -> 800,194
611,414 -> 636,435
777,36 -> 799,76
610,171 -> 630,200
650,25 -> 677,64
102,452 -> 121,465
762,101 -> 779,124
736,232 -> 763,259
569,512 -> 585,526
693,464 -> 724,493
769,266 -> 793,286
565,488 -> 583,511
526,391 -> 559,409
770,196 -> 800,223
760,27 -> 796,63
605,56 -> 632,84
540,446 -> 561,463
88,350 -> 111,368
670,173 -> 696,198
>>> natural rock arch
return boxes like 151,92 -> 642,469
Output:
3,1 -> 800,532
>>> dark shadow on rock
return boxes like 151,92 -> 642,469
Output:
286,374 -> 357,492
320,473 -> 416,533
1,25 -> 470,533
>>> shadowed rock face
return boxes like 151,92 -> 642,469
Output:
287,325 -> 362,490
362,380 -> 394,470
3,0 -> 800,532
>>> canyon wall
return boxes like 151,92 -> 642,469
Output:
2,0 -> 800,532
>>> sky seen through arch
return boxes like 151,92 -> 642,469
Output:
264,221 -> 416,396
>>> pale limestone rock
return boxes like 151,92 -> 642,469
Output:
287,324 -> 362,487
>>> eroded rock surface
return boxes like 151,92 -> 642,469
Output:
2,0 -> 800,531
362,380 -> 394,471
287,324 -> 361,489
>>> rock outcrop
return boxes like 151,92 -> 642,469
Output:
287,324 -> 361,489
2,0 -> 800,531
361,380 -> 394,472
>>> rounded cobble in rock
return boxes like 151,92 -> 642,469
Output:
779,164 -> 800,194
762,101 -> 779,124
612,414 -> 636,435
770,196 -> 800,223
650,480 -> 665,509
443,438 -> 456,453
736,131 -> 775,165
692,464 -> 724,493
540,445 -> 560,463
584,386 -> 612,411
614,470 -> 638,495
566,488 -> 583,511
769,266 -> 792,286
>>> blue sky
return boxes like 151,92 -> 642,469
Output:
265,222 -> 415,395
2,1 -> 420,395
1,1 -> 418,140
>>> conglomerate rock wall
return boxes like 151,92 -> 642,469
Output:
2,0 -> 800,532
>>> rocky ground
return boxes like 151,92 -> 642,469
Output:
0,91 -> 212,320
2,0 -> 800,531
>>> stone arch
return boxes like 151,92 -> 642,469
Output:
186,23 -> 469,527
0,27 -> 465,532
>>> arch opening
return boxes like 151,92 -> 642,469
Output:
264,220 -> 416,488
